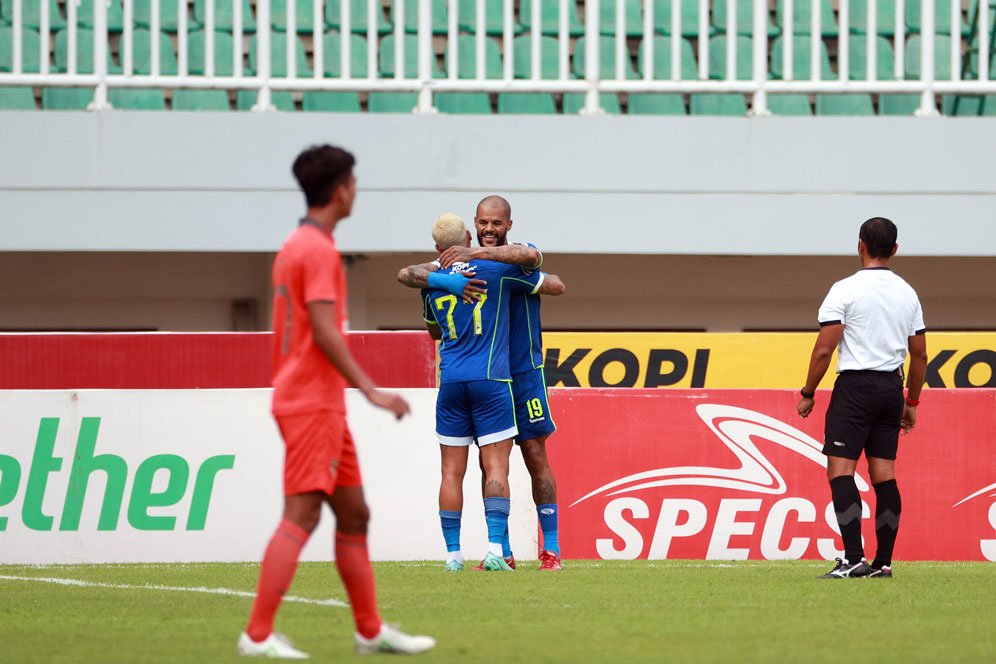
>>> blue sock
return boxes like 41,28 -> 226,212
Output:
439,510 -> 462,553
537,504 -> 560,556
483,497 -> 511,546
502,525 -> 513,559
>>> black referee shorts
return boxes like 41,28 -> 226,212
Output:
823,370 -> 905,461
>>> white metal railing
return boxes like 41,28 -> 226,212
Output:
1,0 -> 995,115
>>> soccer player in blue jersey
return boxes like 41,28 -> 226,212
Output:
399,199 -> 566,571
438,196 -> 564,571
419,213 -> 551,571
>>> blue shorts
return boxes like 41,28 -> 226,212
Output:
512,368 -> 557,444
436,380 -> 517,447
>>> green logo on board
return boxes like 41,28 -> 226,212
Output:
0,418 -> 235,532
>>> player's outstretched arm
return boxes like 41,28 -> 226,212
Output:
439,244 -> 542,270
539,273 -> 566,296
797,323 -> 843,419
399,261 -> 486,304
397,262 -> 439,289
307,300 -> 410,420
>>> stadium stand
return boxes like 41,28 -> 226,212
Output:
0,0 -> 994,115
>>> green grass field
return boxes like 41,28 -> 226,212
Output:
1,560 -> 994,663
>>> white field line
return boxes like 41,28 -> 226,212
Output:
0,575 -> 348,608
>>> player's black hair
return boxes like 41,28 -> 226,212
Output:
292,145 -> 355,207
859,217 -> 898,258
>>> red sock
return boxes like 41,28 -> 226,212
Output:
246,520 -> 310,642
334,531 -> 382,639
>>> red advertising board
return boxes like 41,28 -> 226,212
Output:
547,388 -> 996,562
0,332 -> 436,389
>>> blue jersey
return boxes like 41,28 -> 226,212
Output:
508,242 -> 545,375
422,259 -> 544,384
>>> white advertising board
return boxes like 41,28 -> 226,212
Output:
0,389 -> 536,564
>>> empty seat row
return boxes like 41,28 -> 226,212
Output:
3,0 -> 990,38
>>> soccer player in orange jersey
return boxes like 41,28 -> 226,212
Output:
238,145 -> 435,658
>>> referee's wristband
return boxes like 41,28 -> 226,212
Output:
800,388 -> 815,399
905,397 -> 920,407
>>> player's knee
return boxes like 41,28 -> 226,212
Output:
337,502 -> 370,534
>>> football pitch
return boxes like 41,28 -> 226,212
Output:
1,560 -> 993,663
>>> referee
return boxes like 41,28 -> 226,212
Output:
797,218 -> 927,579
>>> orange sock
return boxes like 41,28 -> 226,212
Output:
334,531 -> 382,639
246,520 -> 310,642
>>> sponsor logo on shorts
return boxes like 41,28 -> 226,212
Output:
833,441 -> 846,447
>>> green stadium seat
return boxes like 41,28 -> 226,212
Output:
904,34 -> 955,79
849,0 -> 897,36
236,89 -> 295,110
0,25 -> 42,72
378,33 -> 444,77
816,94 -> 875,115
188,29 -> 238,75
247,30 -> 312,77
436,92 -> 492,113
519,0 -> 583,37
942,94 -> 996,115
627,92 -> 686,114
403,0 -> 448,35
444,33 -> 503,78
271,0 -> 320,34
906,0 -> 971,36
769,35 -> 833,80
512,33 -> 560,79
0,87 -> 37,109
600,0 -> 644,37
653,0 -> 712,38
367,91 -> 418,112
689,92 -> 748,115
496,92 -> 556,114
318,31 -> 369,77
110,88 -> 167,109
77,0 -> 125,32
302,90 -> 362,111
562,92 -> 623,114
457,0 -> 521,36
636,35 -> 697,79
0,0 -> 65,30
712,0 -> 779,37
572,35 -> 640,79
878,93 -> 920,115
708,34 -> 752,80
128,28 -> 178,74
629,36 -> 692,114
325,0 -> 392,35
776,0 -> 838,36
52,27 -> 120,73
171,88 -> 231,110
134,0 -> 188,33
42,87 -> 94,109
193,0 -> 255,33
767,94 -> 812,115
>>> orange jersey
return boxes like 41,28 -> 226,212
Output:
271,221 -> 349,415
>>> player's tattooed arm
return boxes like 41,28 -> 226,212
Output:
539,273 -> 566,296
439,244 -> 543,270
397,262 -> 439,289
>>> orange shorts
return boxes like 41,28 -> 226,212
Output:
274,410 -> 362,496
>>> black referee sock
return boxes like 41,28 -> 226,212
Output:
872,479 -> 902,569
830,475 -> 865,562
